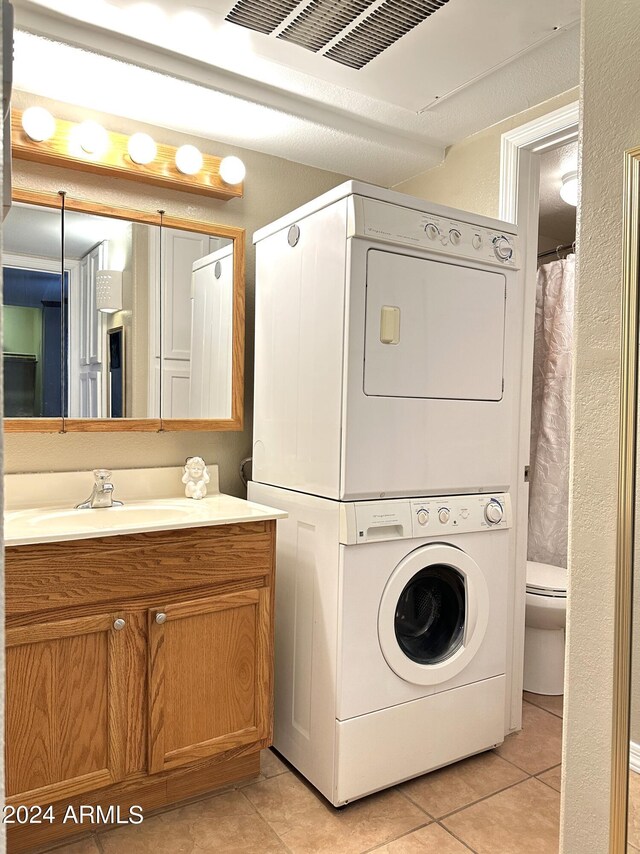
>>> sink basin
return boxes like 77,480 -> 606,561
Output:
33,503 -> 194,529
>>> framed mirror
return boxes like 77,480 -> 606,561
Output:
3,189 -> 245,433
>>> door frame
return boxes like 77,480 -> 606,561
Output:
498,101 -> 579,735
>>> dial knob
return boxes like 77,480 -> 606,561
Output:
438,507 -> 450,524
493,236 -> 513,261
425,223 -> 439,240
449,228 -> 462,245
417,509 -> 429,526
472,234 -> 483,249
484,500 -> 504,524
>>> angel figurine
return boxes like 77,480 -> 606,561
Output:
182,456 -> 210,500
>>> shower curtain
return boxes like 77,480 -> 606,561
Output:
527,254 -> 575,568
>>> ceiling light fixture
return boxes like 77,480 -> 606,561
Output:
77,120 -> 109,156
175,144 -> 203,175
127,132 -> 157,165
21,106 -> 56,142
219,156 -> 246,185
96,270 -> 123,314
560,171 -> 578,207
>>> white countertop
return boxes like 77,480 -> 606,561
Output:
4,466 -> 287,547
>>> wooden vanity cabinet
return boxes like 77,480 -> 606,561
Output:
4,520 -> 275,853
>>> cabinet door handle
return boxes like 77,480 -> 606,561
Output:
155,612 -> 167,625
113,618 -> 126,631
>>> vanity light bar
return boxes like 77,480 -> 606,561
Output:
11,109 -> 244,202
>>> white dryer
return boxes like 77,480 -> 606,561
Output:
252,181 -> 522,500
248,481 -> 511,806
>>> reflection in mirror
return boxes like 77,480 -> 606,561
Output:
159,227 -> 234,420
2,202 -> 63,418
63,209 -> 159,419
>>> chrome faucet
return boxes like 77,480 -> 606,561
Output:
75,469 -> 124,509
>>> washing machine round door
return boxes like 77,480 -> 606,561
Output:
378,543 -> 490,686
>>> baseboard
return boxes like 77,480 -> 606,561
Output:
630,740 -> 640,774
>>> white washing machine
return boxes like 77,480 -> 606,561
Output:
253,180 -> 522,501
249,481 -> 512,806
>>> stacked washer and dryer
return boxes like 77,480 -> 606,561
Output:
248,181 -> 524,807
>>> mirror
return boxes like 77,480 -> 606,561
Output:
2,201 -> 63,420
3,191 -> 245,432
157,225 -> 234,420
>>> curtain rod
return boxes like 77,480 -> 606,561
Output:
537,241 -> 576,260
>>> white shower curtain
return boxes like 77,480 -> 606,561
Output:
527,254 -> 575,568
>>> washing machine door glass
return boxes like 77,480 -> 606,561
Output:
394,565 -> 466,665
378,543 -> 490,686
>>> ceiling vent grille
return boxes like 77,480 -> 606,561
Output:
278,0 -> 376,53
225,0 -> 300,34
325,0 -> 450,69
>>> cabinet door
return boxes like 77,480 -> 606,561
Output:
148,588 -> 271,774
6,613 -> 128,806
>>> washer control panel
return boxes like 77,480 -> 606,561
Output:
410,494 -> 510,538
340,493 -> 511,544
353,197 -> 518,269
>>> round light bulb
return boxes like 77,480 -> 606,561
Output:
21,106 -> 56,142
175,144 -> 203,175
560,170 -> 578,206
127,132 -> 157,165
219,156 -> 246,185
78,120 -> 109,156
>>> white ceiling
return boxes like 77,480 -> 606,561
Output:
538,140 -> 578,246
12,0 -> 581,184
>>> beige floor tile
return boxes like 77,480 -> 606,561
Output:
494,702 -> 563,775
537,764 -> 562,793
523,692 -> 564,718
442,777 -> 560,854
46,838 -> 101,854
243,770 -> 428,854
401,751 -> 527,818
98,790 -> 285,853
628,770 -> 640,849
261,748 -> 289,778
371,823 -> 472,852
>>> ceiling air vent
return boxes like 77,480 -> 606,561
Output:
225,0 -> 300,34
278,0 -> 376,53
325,0 -> 450,69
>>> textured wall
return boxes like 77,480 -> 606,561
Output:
6,92 -> 348,496
562,2 -> 640,850
394,89 -> 578,218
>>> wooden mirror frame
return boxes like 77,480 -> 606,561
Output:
4,188 -> 245,433
610,144 -> 640,852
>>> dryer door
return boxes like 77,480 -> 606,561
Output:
378,543 -> 489,686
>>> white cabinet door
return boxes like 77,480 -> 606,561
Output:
162,230 -> 210,361
75,243 -> 106,417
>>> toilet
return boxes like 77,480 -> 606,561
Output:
524,561 -> 568,695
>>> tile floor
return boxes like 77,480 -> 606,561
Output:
45,693 -> 566,854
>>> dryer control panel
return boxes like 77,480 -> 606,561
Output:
351,197 -> 519,269
340,493 -> 512,545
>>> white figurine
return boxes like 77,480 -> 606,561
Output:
182,456 -> 210,500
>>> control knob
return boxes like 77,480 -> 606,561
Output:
484,499 -> 504,525
472,234 -> 483,249
449,228 -> 462,245
417,509 -> 429,526
438,507 -> 450,524
493,236 -> 513,262
425,223 -> 439,240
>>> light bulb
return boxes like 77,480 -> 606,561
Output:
560,171 -> 578,206
78,120 -> 109,156
219,156 -> 246,185
21,106 -> 56,142
175,144 -> 203,175
127,132 -> 157,165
